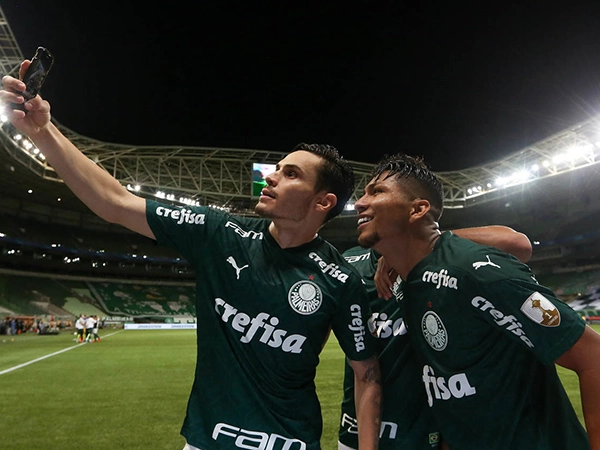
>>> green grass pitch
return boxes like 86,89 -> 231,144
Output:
0,326 -> 592,449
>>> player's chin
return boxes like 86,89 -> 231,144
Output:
254,202 -> 272,218
357,232 -> 378,249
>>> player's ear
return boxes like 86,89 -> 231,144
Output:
315,192 -> 337,215
409,199 -> 430,222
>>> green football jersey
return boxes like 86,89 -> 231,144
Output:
338,247 -> 440,449
403,232 -> 588,450
146,200 -> 376,450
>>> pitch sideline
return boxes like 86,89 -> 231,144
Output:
0,330 -> 123,376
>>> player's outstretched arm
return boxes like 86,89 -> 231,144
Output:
556,326 -> 600,449
349,356 -> 381,450
452,225 -> 532,263
0,67 -> 153,240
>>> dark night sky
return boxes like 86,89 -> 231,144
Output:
3,2 -> 600,171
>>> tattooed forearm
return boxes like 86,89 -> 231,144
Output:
364,357 -> 382,384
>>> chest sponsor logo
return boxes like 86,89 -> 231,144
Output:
214,298 -> 307,353
225,221 -> 264,239
308,252 -> 349,283
288,281 -> 322,315
155,206 -> 205,225
227,256 -> 249,279
213,422 -> 306,449
422,269 -> 458,290
472,255 -> 501,270
370,312 -> 407,339
520,291 -> 561,327
421,311 -> 447,351
422,365 -> 476,407
472,296 -> 534,347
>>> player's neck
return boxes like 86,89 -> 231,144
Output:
377,229 -> 440,281
268,221 -> 318,249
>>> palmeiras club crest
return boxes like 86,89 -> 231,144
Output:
288,281 -> 323,315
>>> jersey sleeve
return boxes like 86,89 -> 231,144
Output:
470,253 -> 585,365
330,276 -> 377,361
145,199 -> 222,264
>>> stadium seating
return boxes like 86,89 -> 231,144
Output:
0,271 -> 195,321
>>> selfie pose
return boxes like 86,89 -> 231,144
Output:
0,60 -> 382,450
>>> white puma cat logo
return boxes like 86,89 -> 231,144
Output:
472,255 -> 501,270
227,256 -> 249,279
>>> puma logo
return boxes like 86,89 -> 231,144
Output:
227,256 -> 249,279
472,255 -> 501,270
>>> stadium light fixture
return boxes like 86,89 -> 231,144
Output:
126,184 -> 141,192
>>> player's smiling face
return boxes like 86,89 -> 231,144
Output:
254,150 -> 324,222
354,172 -> 414,249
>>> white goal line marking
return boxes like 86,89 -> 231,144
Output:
0,330 -> 122,376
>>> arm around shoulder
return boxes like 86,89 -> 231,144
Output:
451,226 -> 532,263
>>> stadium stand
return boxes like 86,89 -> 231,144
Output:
88,281 -> 195,318
0,271 -> 194,321
536,269 -> 600,316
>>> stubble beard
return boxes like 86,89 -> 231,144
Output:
254,202 -> 269,218
255,198 -> 311,222
357,230 -> 380,249
255,201 -> 286,220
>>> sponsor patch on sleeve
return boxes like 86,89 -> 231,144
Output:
520,292 -> 561,327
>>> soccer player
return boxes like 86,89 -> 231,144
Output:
338,226 -> 532,450
91,315 -> 101,342
352,152 -> 600,449
1,66 -> 381,450
75,314 -> 86,343
84,314 -> 96,342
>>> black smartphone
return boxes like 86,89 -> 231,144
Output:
11,46 -> 55,112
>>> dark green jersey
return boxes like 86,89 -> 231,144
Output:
146,200 -> 375,450
338,247 -> 440,449
403,232 -> 588,450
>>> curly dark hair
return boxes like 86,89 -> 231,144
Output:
371,153 -> 444,221
292,143 -> 355,223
